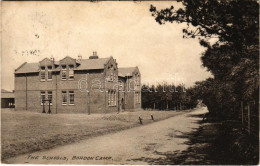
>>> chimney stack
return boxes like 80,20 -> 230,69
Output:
50,56 -> 54,63
89,51 -> 99,59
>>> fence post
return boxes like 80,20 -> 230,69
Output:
248,104 -> 250,135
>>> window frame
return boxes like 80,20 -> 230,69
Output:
40,91 -> 46,105
69,91 -> 75,105
47,66 -> 52,81
47,91 -> 53,105
40,69 -> 46,81
108,90 -> 117,106
114,91 -> 117,106
108,90 -> 111,106
68,65 -> 74,80
61,69 -> 67,80
62,91 -> 67,105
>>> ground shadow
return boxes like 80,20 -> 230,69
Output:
128,113 -> 259,165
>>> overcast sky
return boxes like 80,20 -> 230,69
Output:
2,1 -> 212,91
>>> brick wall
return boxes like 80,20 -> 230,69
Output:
15,60 -> 121,114
14,57 -> 140,114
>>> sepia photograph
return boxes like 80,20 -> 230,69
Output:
1,0 -> 259,165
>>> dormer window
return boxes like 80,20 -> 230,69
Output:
61,65 -> 67,80
69,65 -> 74,80
40,66 -> 45,81
47,66 -> 52,80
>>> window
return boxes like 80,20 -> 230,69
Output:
114,91 -> 117,106
111,91 -> 114,106
108,90 -> 116,106
62,91 -> 67,105
61,65 -> 67,80
61,70 -> 67,80
108,91 -> 111,106
40,67 -> 45,81
69,91 -> 74,105
69,65 -> 74,80
41,91 -> 46,105
48,91 -> 52,105
47,66 -> 52,80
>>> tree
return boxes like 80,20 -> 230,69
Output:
150,0 -> 258,48
150,0 -> 259,118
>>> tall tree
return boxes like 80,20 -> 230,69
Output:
150,0 -> 259,117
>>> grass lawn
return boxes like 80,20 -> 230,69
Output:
1,108 -> 189,161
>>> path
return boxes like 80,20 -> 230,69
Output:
5,107 -> 208,164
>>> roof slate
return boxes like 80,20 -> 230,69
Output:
118,67 -> 137,77
75,58 -> 110,70
15,63 -> 39,74
15,57 -> 111,74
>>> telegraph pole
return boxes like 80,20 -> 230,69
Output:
87,73 -> 90,115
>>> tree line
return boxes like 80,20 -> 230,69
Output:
141,84 -> 199,110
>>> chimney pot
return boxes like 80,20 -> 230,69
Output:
89,51 -> 99,59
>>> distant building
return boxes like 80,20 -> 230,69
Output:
1,89 -> 15,108
14,53 -> 141,113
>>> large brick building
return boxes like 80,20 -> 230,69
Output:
14,53 -> 141,114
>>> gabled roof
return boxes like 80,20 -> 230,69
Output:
15,62 -> 39,74
118,67 -> 138,77
15,57 -> 111,74
74,58 -> 110,70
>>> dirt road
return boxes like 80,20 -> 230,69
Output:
5,107 -> 207,164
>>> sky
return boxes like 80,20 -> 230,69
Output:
1,1 -> 212,91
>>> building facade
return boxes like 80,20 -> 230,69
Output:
118,67 -> 141,110
14,54 -> 141,113
1,89 -> 15,108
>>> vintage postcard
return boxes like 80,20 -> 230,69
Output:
1,1 -> 259,165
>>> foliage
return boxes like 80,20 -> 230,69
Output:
150,0 -> 259,119
141,84 -> 198,110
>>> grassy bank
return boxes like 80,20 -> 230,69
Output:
1,108 -> 188,161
